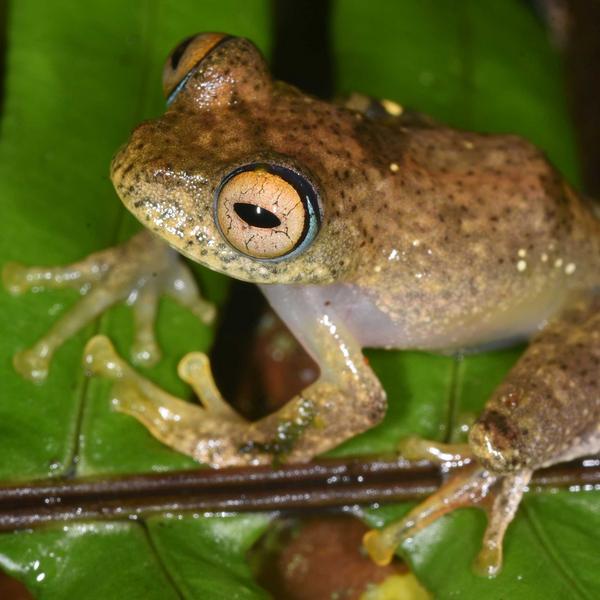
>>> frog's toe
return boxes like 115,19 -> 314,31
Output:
130,339 -> 161,367
177,352 -> 245,422
129,286 -> 162,368
164,260 -> 216,326
110,381 -> 174,437
198,302 -> 217,325
397,436 -> 473,464
364,463 -> 531,576
2,262 -> 29,295
3,261 -> 88,296
2,254 -> 103,296
13,345 -> 50,382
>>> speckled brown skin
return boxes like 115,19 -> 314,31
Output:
471,293 -> 600,472
366,292 -> 599,574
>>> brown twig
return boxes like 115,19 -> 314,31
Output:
0,455 -> 597,531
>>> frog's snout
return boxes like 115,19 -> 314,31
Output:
109,121 -> 155,190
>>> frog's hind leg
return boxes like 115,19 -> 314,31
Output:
3,230 -> 215,381
366,294 -> 600,577
364,461 -> 531,577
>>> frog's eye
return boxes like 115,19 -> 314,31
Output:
163,32 -> 230,104
215,164 -> 321,260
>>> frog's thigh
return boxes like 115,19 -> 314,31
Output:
471,293 -> 600,472
3,230 -> 214,381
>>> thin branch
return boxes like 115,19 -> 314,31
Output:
0,455 -> 597,531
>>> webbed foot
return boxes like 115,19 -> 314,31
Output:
84,335 -> 288,467
364,438 -> 531,577
82,323 -> 386,468
3,230 -> 215,381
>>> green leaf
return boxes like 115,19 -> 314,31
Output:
146,514 -> 272,600
0,516 -> 272,600
0,523 -> 183,600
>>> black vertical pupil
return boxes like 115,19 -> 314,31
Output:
234,203 -> 281,228
170,36 -> 194,69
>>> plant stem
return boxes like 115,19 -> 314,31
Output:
0,455 -> 597,530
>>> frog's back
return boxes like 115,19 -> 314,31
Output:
342,121 -> 600,350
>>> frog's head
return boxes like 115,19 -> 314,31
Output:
111,33 -> 360,285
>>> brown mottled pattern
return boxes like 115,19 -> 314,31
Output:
471,294 -> 600,471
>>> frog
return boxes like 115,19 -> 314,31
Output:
3,33 -> 599,576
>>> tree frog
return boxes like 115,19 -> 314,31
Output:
4,33 -> 599,575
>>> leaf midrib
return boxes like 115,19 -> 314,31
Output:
67,0 -> 158,479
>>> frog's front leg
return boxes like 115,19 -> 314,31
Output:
3,230 -> 215,381
365,294 -> 600,576
83,284 -> 387,466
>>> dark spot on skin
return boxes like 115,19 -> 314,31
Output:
480,410 -> 519,443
